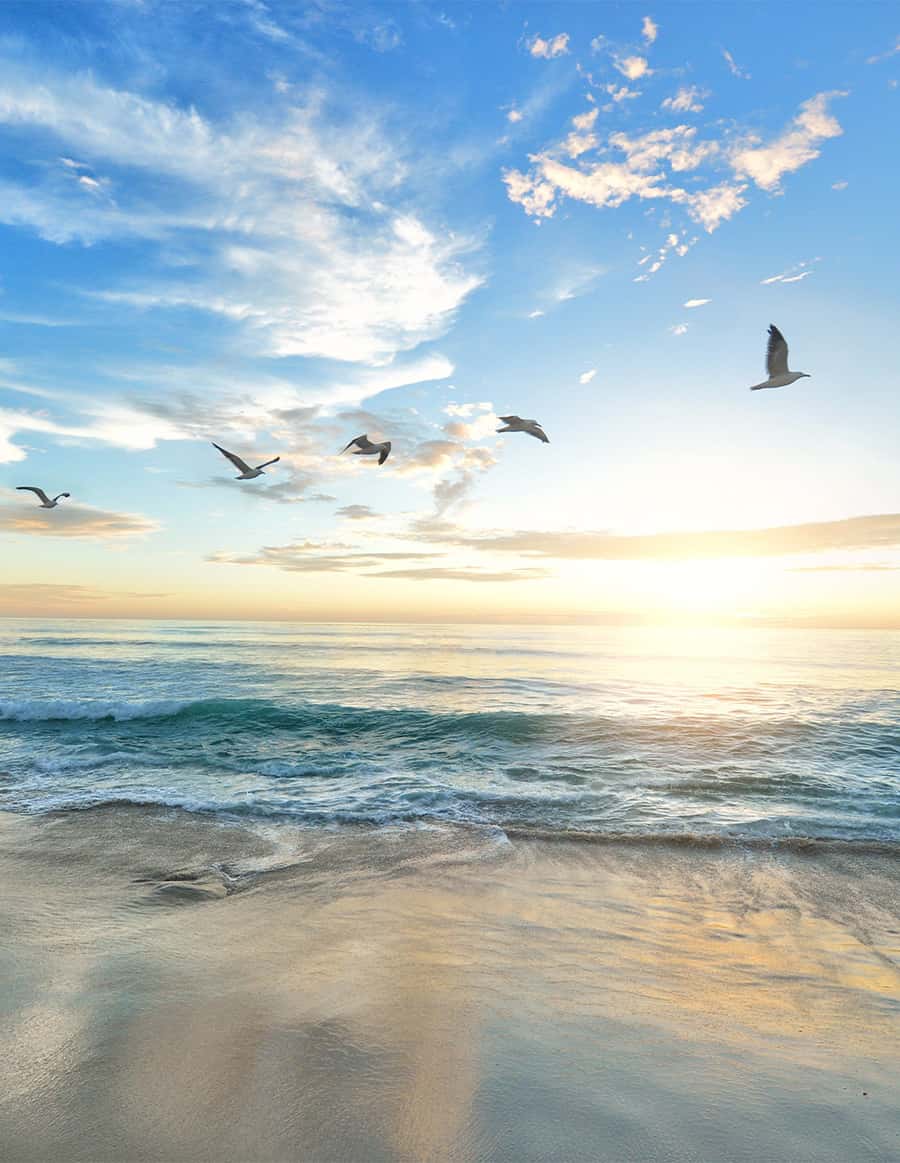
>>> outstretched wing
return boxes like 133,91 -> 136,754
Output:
255,456 -> 280,470
16,486 -> 51,504
341,434 -> 373,453
497,415 -> 520,424
212,443 -> 252,473
527,426 -> 550,444
378,444 -> 391,465
766,325 -> 789,377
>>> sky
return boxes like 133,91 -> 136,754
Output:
0,0 -> 898,626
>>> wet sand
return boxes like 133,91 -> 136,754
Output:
0,806 -> 898,1162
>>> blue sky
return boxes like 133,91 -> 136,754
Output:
1,1 -> 898,624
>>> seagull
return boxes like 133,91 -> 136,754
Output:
340,434 -> 392,465
211,442 -> 280,479
750,325 -> 811,391
496,415 -> 550,443
16,487 -> 70,509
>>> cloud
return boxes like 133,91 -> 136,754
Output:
0,583 -> 168,610
210,541 -> 444,574
429,513 -> 900,562
0,60 -> 482,366
370,567 -> 548,583
668,323 -> 688,336
0,496 -> 159,539
731,92 -> 846,191
789,563 -> 900,573
683,181 -> 748,232
634,231 -> 694,281
866,36 -> 900,65
604,84 -> 642,105
641,16 -> 658,45
683,298 -> 710,308
615,55 -> 651,80
579,369 -> 597,384
722,48 -> 750,79
572,108 -> 599,131
507,107 -> 524,123
760,260 -> 817,285
336,505 -> 378,520
529,34 -> 570,60
661,86 -> 706,113
831,180 -> 848,190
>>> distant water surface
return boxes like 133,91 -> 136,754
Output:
1,620 -> 897,846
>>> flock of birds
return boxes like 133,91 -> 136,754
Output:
16,324 -> 807,505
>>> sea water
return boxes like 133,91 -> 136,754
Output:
0,619 -> 897,846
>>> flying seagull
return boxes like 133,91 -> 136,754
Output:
212,442 -> 280,479
340,434 -> 391,465
16,487 -> 70,509
750,325 -> 811,391
496,415 -> 550,443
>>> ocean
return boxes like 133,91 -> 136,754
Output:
1,619 -> 898,847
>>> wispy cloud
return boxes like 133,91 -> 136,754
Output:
579,369 -> 597,384
683,298 -> 711,308
0,495 -> 159,539
722,47 -> 750,79
0,583 -> 168,610
426,514 -> 900,562
669,323 -> 688,336
760,259 -> 818,285
641,16 -> 658,46
866,36 -> 900,65
0,59 -> 482,367
661,86 -> 707,114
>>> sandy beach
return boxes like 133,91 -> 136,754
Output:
1,805 -> 897,1162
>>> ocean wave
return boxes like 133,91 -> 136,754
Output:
0,697 -> 200,722
7,796 -> 899,856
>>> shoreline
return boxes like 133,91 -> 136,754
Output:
1,805 -> 898,1162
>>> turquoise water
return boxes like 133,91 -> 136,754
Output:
1,620 -> 898,845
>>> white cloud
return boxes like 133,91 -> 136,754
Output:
866,36 -> 900,64
661,86 -> 707,114
831,179 -> 848,190
683,181 -> 748,232
528,309 -> 545,319
731,92 -> 846,192
615,55 -> 651,80
722,48 -> 750,79
579,369 -> 597,384
760,259 -> 818,285
641,16 -> 658,45
507,107 -> 523,123
669,323 -> 688,336
529,33 -> 570,60
683,298 -> 710,308
0,61 -> 482,367
604,84 -> 641,104
572,108 -> 599,131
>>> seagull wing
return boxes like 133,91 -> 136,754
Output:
17,486 -> 51,504
498,415 -> 520,424
766,325 -> 789,377
378,444 -> 391,465
212,443 -> 252,473
255,456 -> 280,470
341,434 -> 373,453
527,425 -> 550,443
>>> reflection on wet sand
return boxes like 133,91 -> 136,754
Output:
0,807 -> 898,1162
